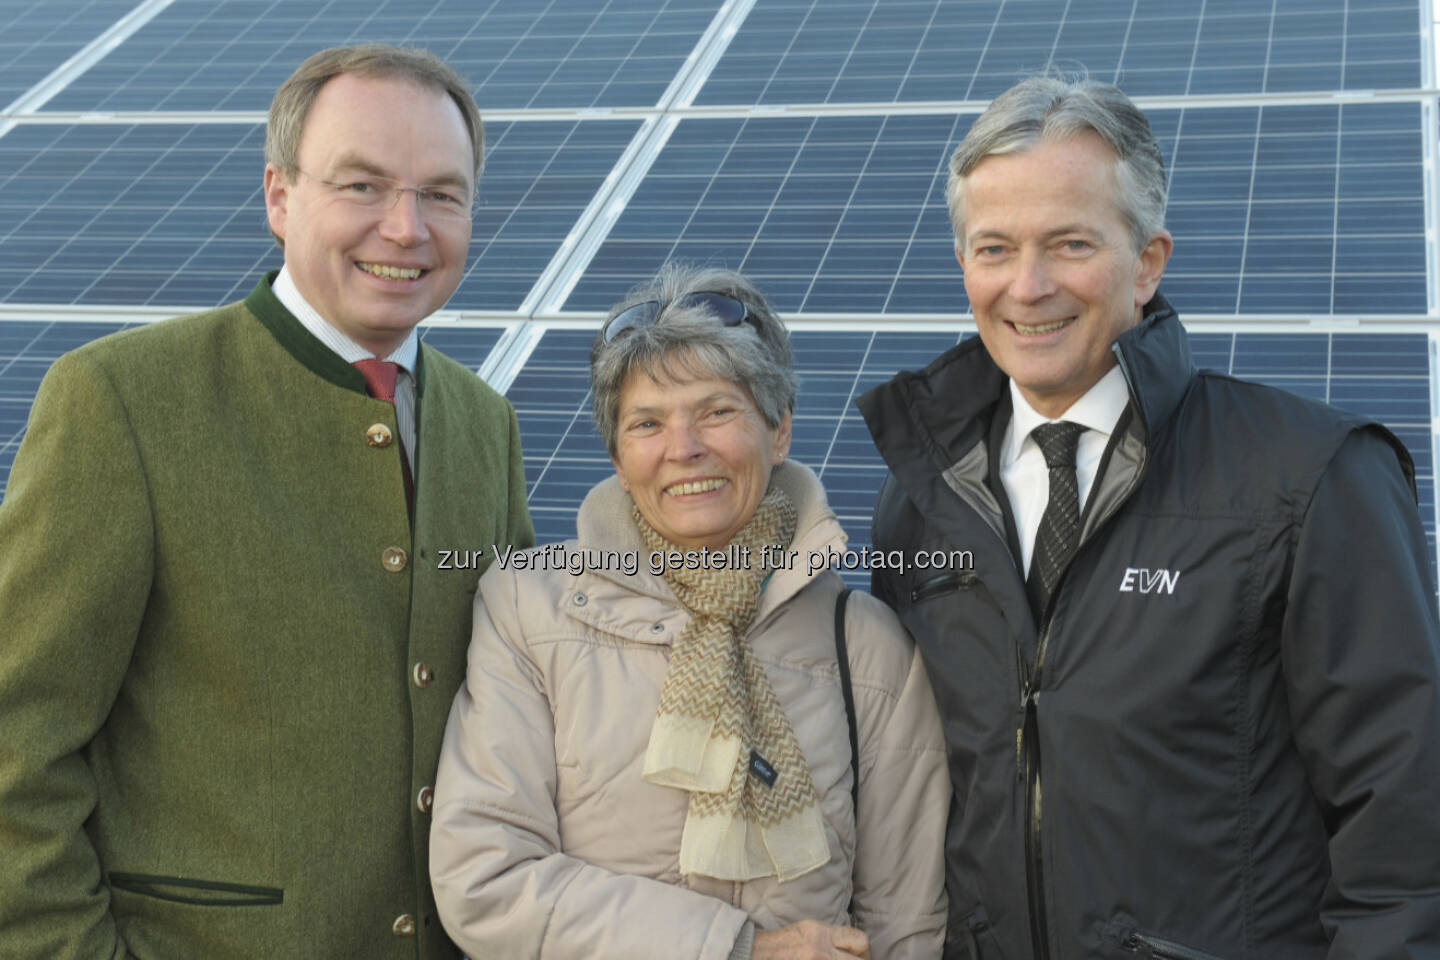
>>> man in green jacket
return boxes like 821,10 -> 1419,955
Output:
0,45 -> 533,959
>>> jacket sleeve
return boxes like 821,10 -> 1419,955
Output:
846,593 -> 948,960
0,352 -> 150,959
1280,427 -> 1440,958
429,567 -> 750,960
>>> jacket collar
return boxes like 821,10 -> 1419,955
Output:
244,270 -> 429,397
1109,293 -> 1192,441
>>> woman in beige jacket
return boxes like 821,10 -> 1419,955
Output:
430,265 -> 948,960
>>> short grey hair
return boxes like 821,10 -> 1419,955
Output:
590,264 -> 797,457
947,76 -> 1167,251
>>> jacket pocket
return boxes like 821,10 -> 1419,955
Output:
108,872 -> 283,907
911,570 -> 976,603
948,905 -> 1006,960
1120,929 -> 1226,960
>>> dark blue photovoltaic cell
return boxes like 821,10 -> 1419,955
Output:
508,327 -> 1435,586
0,118 -> 639,310
566,102 -> 1425,316
696,0 -> 1422,106
0,321 -> 506,496
0,0 -> 138,107
43,0 -> 722,112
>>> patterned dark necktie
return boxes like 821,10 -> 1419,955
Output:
353,358 -> 414,514
1026,420 -> 1085,620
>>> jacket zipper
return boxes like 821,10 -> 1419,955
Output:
1018,404 -> 1150,960
1021,622 -> 1049,960
924,564 -> 1050,960
1123,931 -> 1227,960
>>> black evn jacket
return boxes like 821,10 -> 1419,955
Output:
856,296 -> 1440,960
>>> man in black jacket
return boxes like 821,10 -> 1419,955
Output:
857,76 -> 1440,960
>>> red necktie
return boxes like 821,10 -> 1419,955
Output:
353,358 -> 414,515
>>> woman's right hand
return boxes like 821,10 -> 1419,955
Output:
752,920 -> 871,959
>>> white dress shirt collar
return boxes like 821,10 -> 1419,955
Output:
1003,364 -> 1130,469
999,364 -> 1131,577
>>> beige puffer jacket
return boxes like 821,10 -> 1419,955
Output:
430,460 -> 947,960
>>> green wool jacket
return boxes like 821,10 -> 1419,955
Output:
0,276 -> 534,960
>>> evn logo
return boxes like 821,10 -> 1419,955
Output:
1118,567 -> 1180,595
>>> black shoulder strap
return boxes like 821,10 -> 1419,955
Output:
834,588 -> 858,818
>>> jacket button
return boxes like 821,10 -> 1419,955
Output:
649,622 -> 665,634
382,547 -> 408,572
412,661 -> 433,688
417,786 -> 434,814
365,423 -> 393,447
572,592 -> 587,607
392,914 -> 416,937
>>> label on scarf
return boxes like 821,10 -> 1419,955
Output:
749,750 -> 778,788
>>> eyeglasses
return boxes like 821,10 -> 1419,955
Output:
602,292 -> 758,343
298,170 -> 473,222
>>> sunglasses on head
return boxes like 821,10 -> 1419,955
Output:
602,291 -> 758,343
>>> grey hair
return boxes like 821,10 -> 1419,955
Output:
590,263 -> 797,457
946,75 -> 1167,251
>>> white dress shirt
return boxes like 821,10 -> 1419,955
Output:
1001,365 -> 1130,577
272,266 -> 418,457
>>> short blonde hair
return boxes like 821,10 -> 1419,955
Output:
265,44 -> 484,181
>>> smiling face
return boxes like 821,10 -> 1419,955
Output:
611,369 -> 792,551
956,132 -> 1171,418
263,71 -> 474,356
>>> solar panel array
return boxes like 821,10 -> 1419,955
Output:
0,118 -> 640,308
42,0 -> 723,111
697,0 -> 1423,103
0,0 -> 1436,586
565,102 -> 1429,315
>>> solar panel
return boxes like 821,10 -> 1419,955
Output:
564,100 -> 1426,315
696,0 -> 1423,106
41,0 -> 725,112
0,0 -> 138,107
505,328 -> 611,543
565,112 -> 969,314
0,117 -> 640,310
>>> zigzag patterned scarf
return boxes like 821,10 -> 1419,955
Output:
636,486 -> 830,882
